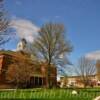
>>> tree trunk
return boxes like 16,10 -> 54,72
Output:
46,63 -> 51,88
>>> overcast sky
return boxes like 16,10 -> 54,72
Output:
3,0 -> 100,63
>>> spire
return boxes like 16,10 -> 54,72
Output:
17,38 -> 27,51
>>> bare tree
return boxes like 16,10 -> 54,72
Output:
0,0 -> 10,45
75,56 -> 96,88
6,57 -> 35,88
32,23 -> 73,88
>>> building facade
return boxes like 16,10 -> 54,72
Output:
60,75 -> 97,88
96,60 -> 100,80
0,50 -> 57,88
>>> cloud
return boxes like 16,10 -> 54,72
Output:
10,18 -> 40,43
85,51 -> 100,61
12,49 -> 17,51
15,0 -> 22,6
11,15 -> 17,20
55,15 -> 61,18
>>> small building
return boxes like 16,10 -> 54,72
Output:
60,75 -> 97,88
96,60 -> 100,80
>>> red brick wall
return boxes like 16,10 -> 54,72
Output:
0,53 -> 57,88
0,55 -> 4,72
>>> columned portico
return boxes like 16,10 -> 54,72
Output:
30,76 -> 46,87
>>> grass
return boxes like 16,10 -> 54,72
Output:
0,88 -> 100,100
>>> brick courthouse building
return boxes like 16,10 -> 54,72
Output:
0,50 -> 57,88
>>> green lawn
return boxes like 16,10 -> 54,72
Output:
0,88 -> 100,100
